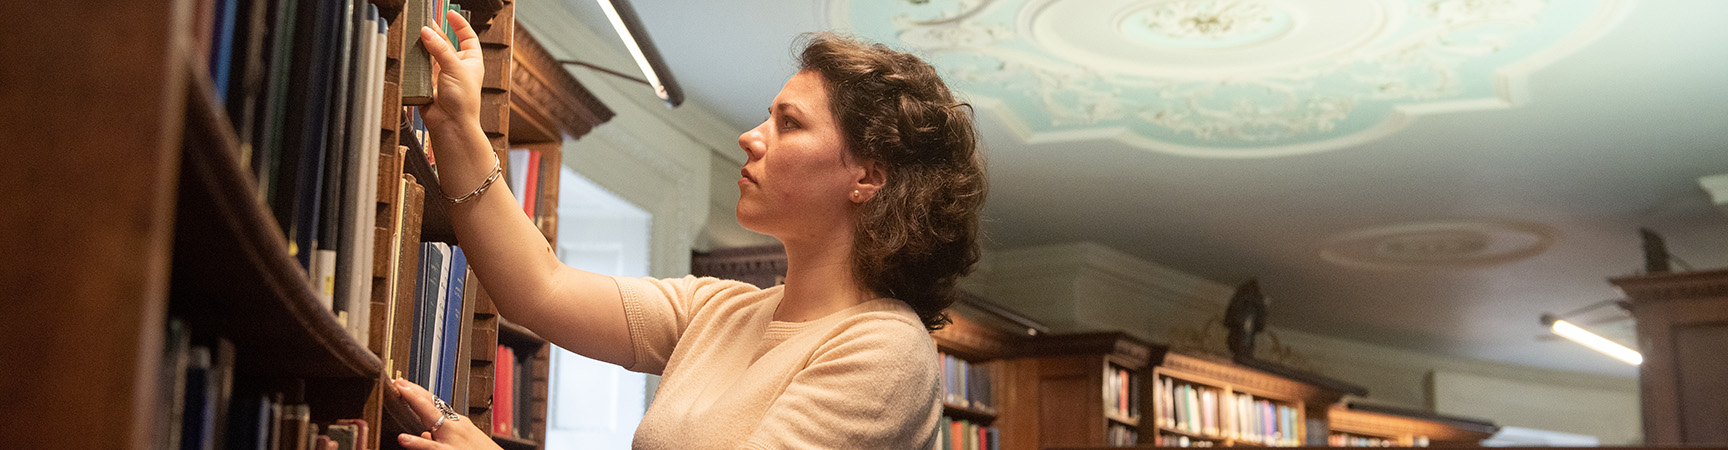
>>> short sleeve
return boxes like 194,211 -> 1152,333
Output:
740,316 -> 942,449
613,275 -> 762,374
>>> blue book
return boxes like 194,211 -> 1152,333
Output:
208,0 -> 239,100
435,246 -> 468,401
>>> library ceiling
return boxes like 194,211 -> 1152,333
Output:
829,0 -> 1627,158
551,0 -> 1728,378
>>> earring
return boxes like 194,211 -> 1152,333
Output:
852,190 -> 862,201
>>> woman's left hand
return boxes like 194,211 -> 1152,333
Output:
392,378 -> 503,450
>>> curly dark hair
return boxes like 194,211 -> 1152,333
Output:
795,32 -> 987,331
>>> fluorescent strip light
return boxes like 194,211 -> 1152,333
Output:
596,0 -> 671,102
1550,319 -> 1643,365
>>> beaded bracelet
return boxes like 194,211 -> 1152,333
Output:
443,159 -> 504,204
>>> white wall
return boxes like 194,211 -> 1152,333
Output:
965,241 -> 1642,444
515,0 -> 767,277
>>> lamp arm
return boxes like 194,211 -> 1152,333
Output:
558,59 -> 653,87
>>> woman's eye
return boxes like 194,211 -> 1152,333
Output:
781,117 -> 799,130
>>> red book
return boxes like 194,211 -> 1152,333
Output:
521,151 -> 541,217
493,345 -> 515,436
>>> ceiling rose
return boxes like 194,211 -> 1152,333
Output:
828,0 -> 1632,158
1317,220 -> 1557,270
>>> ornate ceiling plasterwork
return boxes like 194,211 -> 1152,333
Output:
828,0 -> 1632,158
1318,220 -> 1557,270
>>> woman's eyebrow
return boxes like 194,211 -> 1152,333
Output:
773,102 -> 805,117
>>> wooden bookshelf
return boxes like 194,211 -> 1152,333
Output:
1004,332 -> 1163,450
932,301 -> 1028,450
1610,267 -> 1728,445
1147,353 -> 1349,448
0,0 -> 552,448
1326,403 -> 1497,447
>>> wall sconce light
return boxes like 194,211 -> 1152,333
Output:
1539,299 -> 1641,365
560,0 -> 684,108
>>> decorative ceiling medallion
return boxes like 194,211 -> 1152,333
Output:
1121,1 -> 1290,48
1318,221 -> 1557,270
828,0 -> 1632,158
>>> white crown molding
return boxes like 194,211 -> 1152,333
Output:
977,242 -> 1233,314
1699,174 -> 1728,206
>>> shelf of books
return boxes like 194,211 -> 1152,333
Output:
490,318 -> 551,449
931,301 -> 1024,450
0,0 -> 542,447
1148,353 -> 1346,448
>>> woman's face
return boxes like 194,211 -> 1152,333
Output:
735,71 -> 868,240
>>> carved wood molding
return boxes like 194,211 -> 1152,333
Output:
1328,407 -> 1497,443
1159,352 -> 1338,405
690,245 -> 788,289
933,311 -> 1026,361
510,27 -> 614,143
1012,332 -> 1163,369
1611,268 -> 1728,303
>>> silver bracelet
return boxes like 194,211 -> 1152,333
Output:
444,160 -> 503,204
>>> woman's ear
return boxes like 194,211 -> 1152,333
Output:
851,160 -> 886,203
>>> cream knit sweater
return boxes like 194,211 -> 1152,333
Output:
613,275 -> 941,449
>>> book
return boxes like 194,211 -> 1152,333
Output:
507,149 -> 529,209
493,344 -> 515,436
521,150 -> 540,217
411,242 -> 450,387
224,0 -> 271,168
515,344 -> 532,438
314,0 -> 359,314
435,247 -> 468,402
159,319 -> 191,450
208,0 -> 239,101
334,418 -> 369,450
276,0 -> 345,272
333,3 -> 384,342
278,403 -> 311,450
324,423 -> 357,450
401,0 -> 434,105
451,268 -> 477,410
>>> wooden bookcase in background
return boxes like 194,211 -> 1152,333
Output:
1001,332 -> 1162,450
931,299 -> 1032,450
1611,267 -> 1728,445
1146,352 -> 1350,447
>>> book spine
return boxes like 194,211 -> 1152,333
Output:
436,247 -> 468,402
400,0 -> 433,105
492,344 -> 515,436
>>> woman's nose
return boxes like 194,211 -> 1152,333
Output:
738,129 -> 766,159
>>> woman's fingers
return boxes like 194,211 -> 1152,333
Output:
398,431 -> 446,450
446,9 -> 481,54
392,378 -> 443,431
419,26 -> 460,70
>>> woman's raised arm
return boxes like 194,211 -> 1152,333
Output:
417,11 -> 633,368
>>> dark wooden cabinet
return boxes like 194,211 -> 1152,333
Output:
1611,268 -> 1728,445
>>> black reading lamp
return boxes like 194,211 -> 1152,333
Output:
560,0 -> 684,108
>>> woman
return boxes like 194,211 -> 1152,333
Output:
395,11 -> 985,449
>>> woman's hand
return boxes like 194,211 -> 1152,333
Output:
417,9 -> 485,134
392,378 -> 502,450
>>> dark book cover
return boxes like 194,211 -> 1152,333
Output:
276,0 -> 343,271
254,0 -> 300,208
315,0 -> 358,309
226,0 -> 272,173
